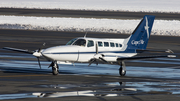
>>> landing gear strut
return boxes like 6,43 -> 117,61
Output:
50,61 -> 59,75
119,61 -> 126,76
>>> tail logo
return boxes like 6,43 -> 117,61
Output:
144,17 -> 149,39
131,40 -> 144,46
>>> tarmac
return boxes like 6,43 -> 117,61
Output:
0,8 -> 180,101
0,29 -> 180,101
0,8 -> 180,20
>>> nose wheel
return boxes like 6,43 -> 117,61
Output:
119,61 -> 126,76
51,61 -> 59,75
119,67 -> 126,76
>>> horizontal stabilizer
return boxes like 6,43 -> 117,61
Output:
117,55 -> 176,61
136,49 -> 174,53
3,47 -> 33,54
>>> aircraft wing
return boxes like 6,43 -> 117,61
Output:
117,55 -> 176,61
3,47 -> 34,54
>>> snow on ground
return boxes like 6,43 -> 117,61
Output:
0,0 -> 180,13
0,15 -> 180,36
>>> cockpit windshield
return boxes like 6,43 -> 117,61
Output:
66,38 -> 77,45
73,39 -> 86,47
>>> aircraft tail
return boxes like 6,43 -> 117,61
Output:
126,15 -> 155,50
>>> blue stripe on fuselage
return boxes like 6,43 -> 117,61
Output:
44,49 -> 136,55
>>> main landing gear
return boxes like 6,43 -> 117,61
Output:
49,61 -> 126,76
49,61 -> 59,75
119,61 -> 126,76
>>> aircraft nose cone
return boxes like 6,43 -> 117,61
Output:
42,49 -> 50,54
41,47 -> 55,60
42,46 -> 58,54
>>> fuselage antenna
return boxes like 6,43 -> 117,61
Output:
84,32 -> 88,38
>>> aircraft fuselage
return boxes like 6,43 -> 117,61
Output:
42,37 -> 137,63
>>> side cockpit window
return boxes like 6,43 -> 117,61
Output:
73,39 -> 86,47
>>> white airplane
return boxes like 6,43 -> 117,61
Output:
3,15 -> 176,76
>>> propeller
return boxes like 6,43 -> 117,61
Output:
33,43 -> 46,69
88,42 -> 107,66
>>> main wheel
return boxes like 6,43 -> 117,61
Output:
119,67 -> 126,76
52,63 -> 59,75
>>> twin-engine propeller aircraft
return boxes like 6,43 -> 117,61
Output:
3,15 -> 176,76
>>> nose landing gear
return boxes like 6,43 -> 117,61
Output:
49,61 -> 59,75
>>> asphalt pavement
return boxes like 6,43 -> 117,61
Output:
0,8 -> 180,20
0,8 -> 180,101
0,29 -> 180,100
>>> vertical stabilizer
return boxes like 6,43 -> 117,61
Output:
127,15 -> 155,50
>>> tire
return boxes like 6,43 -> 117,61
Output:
119,67 -> 126,76
52,63 -> 59,75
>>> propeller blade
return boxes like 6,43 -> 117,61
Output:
38,43 -> 46,52
88,58 -> 96,66
48,61 -> 54,68
37,58 -> 41,69
3,47 -> 33,54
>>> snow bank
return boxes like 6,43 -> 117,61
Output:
0,16 -> 180,36
0,0 -> 180,13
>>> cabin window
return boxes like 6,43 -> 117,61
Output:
119,44 -> 122,47
115,43 -> 118,47
104,42 -> 109,47
73,39 -> 86,47
110,42 -> 115,47
87,40 -> 94,47
98,41 -> 103,47
66,38 -> 77,45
